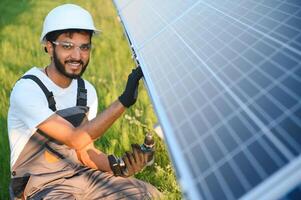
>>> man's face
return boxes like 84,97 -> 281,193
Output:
52,32 -> 91,79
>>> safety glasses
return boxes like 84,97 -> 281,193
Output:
52,41 -> 92,53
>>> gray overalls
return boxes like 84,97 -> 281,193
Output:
10,75 -> 161,200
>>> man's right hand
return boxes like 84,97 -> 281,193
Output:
118,67 -> 143,108
122,144 -> 152,177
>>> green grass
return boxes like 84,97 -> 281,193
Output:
0,0 -> 181,199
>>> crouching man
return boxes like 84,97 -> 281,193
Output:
8,3 -> 161,200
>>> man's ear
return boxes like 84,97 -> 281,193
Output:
45,41 -> 54,56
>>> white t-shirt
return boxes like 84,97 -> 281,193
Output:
7,67 -> 98,168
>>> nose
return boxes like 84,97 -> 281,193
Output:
70,47 -> 81,59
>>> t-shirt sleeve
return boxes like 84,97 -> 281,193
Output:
10,79 -> 54,132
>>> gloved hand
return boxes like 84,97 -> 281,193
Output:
122,144 -> 153,177
118,67 -> 143,108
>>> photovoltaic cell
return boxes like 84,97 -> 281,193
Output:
113,0 -> 301,199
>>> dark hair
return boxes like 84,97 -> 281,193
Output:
44,29 -> 93,53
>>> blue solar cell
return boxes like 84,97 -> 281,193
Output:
248,70 -> 271,88
204,135 -> 224,163
248,103 -> 270,125
278,3 -> 300,14
229,39 -> 248,54
255,95 -> 283,120
220,161 -> 247,199
280,118 -> 301,147
216,126 -> 238,153
213,96 -> 233,118
191,113 -> 208,137
261,61 -> 284,79
243,49 -> 265,65
253,41 -> 275,56
202,81 -> 219,99
182,96 -> 197,116
282,77 -> 301,98
233,152 -> 262,188
269,86 -> 298,109
271,51 -> 299,70
232,57 -> 253,73
203,105 -> 221,127
191,143 -> 210,174
289,10 -> 301,25
180,121 -> 197,146
238,78 -> 260,98
205,172 -> 227,200
223,64 -> 242,83
229,116 -> 253,142
248,141 -> 280,176
261,134 -> 289,165
272,128 -> 300,157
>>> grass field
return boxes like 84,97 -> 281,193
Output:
0,0 -> 181,199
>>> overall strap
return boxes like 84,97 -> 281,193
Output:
76,78 -> 87,106
21,75 -> 56,111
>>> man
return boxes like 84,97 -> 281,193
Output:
7,4 -> 161,199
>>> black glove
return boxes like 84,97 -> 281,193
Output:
122,144 -> 150,177
118,67 -> 143,108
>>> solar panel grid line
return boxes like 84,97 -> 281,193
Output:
231,0 -> 301,51
197,129 -> 267,182
169,21 -> 296,163
197,134 -> 267,199
188,86 -> 269,191
199,20 -> 300,115
175,65 -> 294,161
200,143 -> 238,200
234,4 -> 300,44
224,0 -> 300,22
241,156 -> 301,200
228,111 -> 286,168
196,143 -> 233,200
217,131 -> 269,183
204,104 -> 272,182
225,51 -> 300,104
226,0 -> 291,31
248,93 -> 300,141
217,1 -> 300,43
206,131 -> 258,196
223,69 -> 301,154
169,40 -> 300,186
197,171 -> 215,200
262,106 -> 301,154
230,67 -> 296,122
200,1 -> 301,56
136,1 -> 203,50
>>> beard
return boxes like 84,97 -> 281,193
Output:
53,50 -> 89,79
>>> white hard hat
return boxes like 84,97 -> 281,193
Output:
40,4 -> 100,43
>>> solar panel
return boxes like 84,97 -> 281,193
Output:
113,0 -> 301,199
